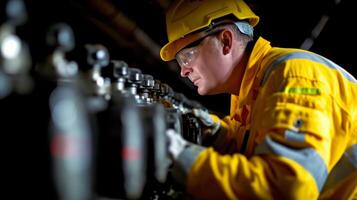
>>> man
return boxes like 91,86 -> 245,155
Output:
161,0 -> 357,199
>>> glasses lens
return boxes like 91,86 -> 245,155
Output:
176,47 -> 199,68
175,29 -> 222,68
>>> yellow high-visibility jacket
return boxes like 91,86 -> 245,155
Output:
174,37 -> 357,199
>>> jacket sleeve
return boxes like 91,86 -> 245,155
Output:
208,95 -> 248,154
175,60 -> 333,199
209,113 -> 244,154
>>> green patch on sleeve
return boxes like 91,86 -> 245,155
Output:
282,87 -> 321,95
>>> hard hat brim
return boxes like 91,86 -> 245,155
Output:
160,30 -> 214,61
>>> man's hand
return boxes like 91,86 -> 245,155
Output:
166,129 -> 207,185
166,129 -> 189,160
192,108 -> 220,137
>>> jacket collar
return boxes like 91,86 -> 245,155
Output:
230,37 -> 272,123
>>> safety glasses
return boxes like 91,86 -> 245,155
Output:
175,30 -> 222,68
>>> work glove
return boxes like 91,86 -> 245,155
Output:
192,108 -> 220,138
166,129 -> 189,160
166,129 -> 207,186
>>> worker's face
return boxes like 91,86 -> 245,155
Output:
177,30 -> 234,95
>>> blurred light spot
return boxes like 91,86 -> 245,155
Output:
1,35 -> 21,59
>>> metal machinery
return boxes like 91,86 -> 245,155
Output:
0,1 -> 215,199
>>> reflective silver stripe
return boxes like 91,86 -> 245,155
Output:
172,144 -> 206,185
345,144 -> 357,167
285,130 -> 305,143
322,143 -> 357,191
255,136 -> 328,191
261,52 -> 357,85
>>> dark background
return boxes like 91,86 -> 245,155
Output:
10,0 -> 357,116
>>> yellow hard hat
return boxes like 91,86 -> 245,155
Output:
160,0 -> 260,61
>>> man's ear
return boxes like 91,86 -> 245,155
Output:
220,29 -> 233,55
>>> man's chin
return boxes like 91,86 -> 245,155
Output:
197,87 -> 217,95
197,87 -> 207,95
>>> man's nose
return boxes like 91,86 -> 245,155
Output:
180,66 -> 192,77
